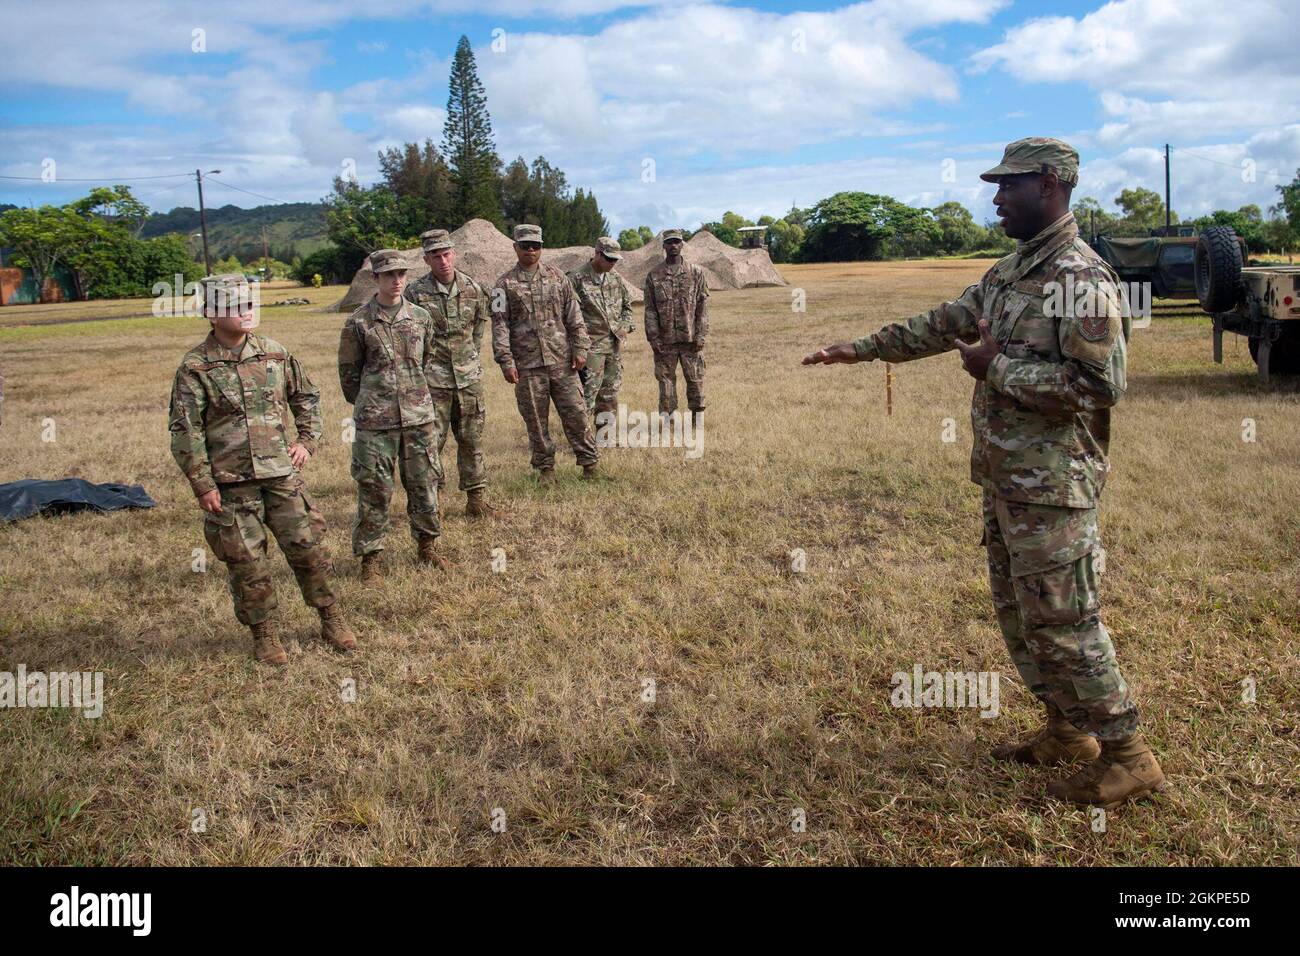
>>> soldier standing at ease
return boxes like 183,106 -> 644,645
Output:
802,138 -> 1165,809
404,228 -> 500,518
644,229 -> 709,430
339,249 -> 448,581
568,236 -> 635,428
169,274 -> 357,666
491,224 -> 602,484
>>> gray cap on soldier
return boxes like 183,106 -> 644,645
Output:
420,229 -> 453,253
980,137 -> 1080,186
369,249 -> 408,274
201,273 -> 252,312
595,236 -> 622,260
514,224 -> 543,244
661,229 -> 684,242
201,273 -> 249,296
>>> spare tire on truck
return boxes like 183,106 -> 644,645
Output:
1195,225 -> 1243,313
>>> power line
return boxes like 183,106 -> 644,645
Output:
0,171 -> 194,182
205,177 -> 296,205
1172,145 -> 1285,178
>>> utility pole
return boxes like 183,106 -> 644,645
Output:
1164,144 -> 1172,236
194,168 -> 221,275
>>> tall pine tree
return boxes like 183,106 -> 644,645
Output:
442,36 -> 503,227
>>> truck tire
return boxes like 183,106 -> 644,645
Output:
1249,327 -> 1300,377
1195,226 -> 1243,312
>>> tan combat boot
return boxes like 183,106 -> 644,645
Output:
318,604 -> 357,652
465,488 -> 501,518
1046,734 -> 1166,809
580,463 -> 610,482
360,551 -> 383,585
417,535 -> 450,570
992,707 -> 1101,766
537,467 -> 557,487
250,621 -> 288,667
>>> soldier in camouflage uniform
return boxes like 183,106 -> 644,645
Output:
491,224 -> 602,484
169,274 -> 356,666
404,228 -> 500,518
644,229 -> 709,429
568,236 -> 635,427
803,139 -> 1165,809
339,249 -> 448,581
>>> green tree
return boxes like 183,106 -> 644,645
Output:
1258,210 -> 1294,254
500,155 -> 608,245
766,219 -> 805,263
1276,169 -> 1300,222
930,201 -> 980,255
1114,187 -> 1177,235
442,36 -> 502,226
799,192 -> 939,262
1189,205 -> 1276,253
378,139 -> 455,235
323,178 -> 413,257
1072,196 -> 1117,238
0,205 -> 79,301
617,227 -> 644,251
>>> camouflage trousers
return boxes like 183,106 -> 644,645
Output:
350,424 -> 441,555
430,381 -> 487,493
514,364 -> 599,470
653,342 -> 705,413
583,341 -> 623,417
202,474 -> 337,627
982,489 -> 1138,741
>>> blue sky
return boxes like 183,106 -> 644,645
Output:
1,0 -> 1296,232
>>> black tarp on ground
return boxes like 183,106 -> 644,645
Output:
0,478 -> 156,523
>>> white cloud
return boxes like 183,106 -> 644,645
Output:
970,0 -> 1300,144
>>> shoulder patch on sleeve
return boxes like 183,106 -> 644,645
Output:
1059,266 -> 1124,367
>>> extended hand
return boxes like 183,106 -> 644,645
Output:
503,366 -> 520,384
953,320 -> 999,381
289,443 -> 311,470
198,489 -> 223,514
801,343 -> 859,365
573,353 -> 587,371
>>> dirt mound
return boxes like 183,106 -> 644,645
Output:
618,230 -> 787,293
333,222 -> 784,311
333,219 -> 518,312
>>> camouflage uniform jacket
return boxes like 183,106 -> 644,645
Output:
404,270 -> 490,389
339,296 -> 437,429
491,263 -> 590,372
169,332 -> 321,497
644,260 -> 709,348
568,261 -> 634,351
851,213 -> 1127,509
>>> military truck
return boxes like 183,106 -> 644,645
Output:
1196,225 -> 1300,380
1091,232 -> 1200,299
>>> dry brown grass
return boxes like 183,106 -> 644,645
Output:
1,259 -> 1297,865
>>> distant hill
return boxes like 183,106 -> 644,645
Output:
142,202 -> 328,262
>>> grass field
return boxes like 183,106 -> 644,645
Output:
1,260 -> 1297,865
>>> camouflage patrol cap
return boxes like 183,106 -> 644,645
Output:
980,137 -> 1080,186
200,273 -> 255,316
369,249 -> 408,274
420,229 -> 453,253
594,236 -> 622,260
201,273 -> 250,297
661,229 -> 684,242
513,224 -> 543,244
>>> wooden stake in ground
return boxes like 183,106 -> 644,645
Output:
886,363 -> 894,416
